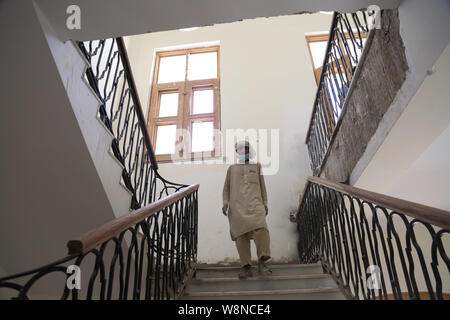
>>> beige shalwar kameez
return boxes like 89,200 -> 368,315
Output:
223,161 -> 271,262
223,163 -> 269,240
223,162 -> 270,266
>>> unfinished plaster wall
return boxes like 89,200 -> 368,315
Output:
320,10 -> 408,183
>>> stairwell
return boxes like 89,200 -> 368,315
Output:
181,263 -> 346,300
1,0 -> 449,301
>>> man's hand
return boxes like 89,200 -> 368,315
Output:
222,204 -> 228,216
264,205 -> 268,216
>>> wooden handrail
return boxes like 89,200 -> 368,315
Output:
298,176 -> 450,230
67,184 -> 199,255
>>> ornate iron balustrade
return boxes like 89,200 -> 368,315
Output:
297,176 -> 450,300
78,37 -> 185,208
305,11 -> 370,175
0,185 -> 198,300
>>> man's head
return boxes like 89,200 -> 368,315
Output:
235,141 -> 249,155
235,141 -> 255,162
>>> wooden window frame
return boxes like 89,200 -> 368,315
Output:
147,46 -> 221,163
306,33 -> 366,84
306,33 -> 331,85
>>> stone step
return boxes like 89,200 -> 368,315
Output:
182,287 -> 346,300
195,263 -> 324,279
185,274 -> 337,293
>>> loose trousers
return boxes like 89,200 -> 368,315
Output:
235,227 -> 271,267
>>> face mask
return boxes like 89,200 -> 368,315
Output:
237,153 -> 250,162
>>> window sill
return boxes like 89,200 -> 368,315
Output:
156,154 -> 225,165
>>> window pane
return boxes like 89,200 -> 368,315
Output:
188,52 -> 217,80
155,125 -> 176,155
309,41 -> 328,69
191,121 -> 214,152
159,92 -> 178,117
193,90 -> 214,114
158,55 -> 186,83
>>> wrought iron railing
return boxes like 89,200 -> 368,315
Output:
0,37 -> 199,299
0,185 -> 198,300
305,11 -> 370,174
78,37 -> 186,208
297,176 -> 450,300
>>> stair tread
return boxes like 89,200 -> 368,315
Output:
196,263 -> 321,270
191,273 -> 330,283
183,286 -> 341,297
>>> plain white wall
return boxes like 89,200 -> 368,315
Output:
356,44 -> 450,209
398,0 -> 450,82
125,13 -> 333,264
34,6 -> 133,220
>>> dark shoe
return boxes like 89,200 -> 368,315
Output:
238,266 -> 253,279
258,262 -> 272,276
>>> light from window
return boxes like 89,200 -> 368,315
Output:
343,38 -> 366,59
158,55 -> 186,83
324,72 -> 345,119
155,125 -> 177,154
310,38 -> 367,68
191,121 -> 214,152
193,89 -> 214,114
188,52 -> 217,80
309,41 -> 328,68
159,92 -> 179,117
179,27 -> 200,32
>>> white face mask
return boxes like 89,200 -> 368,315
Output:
237,153 -> 250,162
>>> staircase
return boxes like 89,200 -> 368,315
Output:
3,5 -> 449,300
181,263 -> 346,300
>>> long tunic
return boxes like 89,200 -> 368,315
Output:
222,162 -> 268,241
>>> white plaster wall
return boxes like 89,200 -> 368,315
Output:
398,0 -> 450,82
125,13 -> 333,263
356,44 -> 450,207
387,127 -> 450,211
34,6 -> 133,219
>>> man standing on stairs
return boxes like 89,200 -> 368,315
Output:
222,140 -> 272,279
